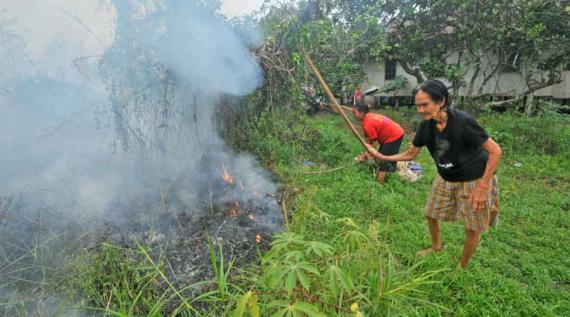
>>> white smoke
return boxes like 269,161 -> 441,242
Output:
0,0 -> 278,313
0,0 -> 270,218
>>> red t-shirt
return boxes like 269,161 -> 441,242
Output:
362,113 -> 405,144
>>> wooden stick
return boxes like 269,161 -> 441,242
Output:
303,53 -> 368,148
321,102 -> 353,114
303,165 -> 347,174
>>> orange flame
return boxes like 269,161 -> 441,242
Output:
255,233 -> 262,244
220,163 -> 233,185
228,202 -> 240,217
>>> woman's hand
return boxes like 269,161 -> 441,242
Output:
364,143 -> 383,160
354,153 -> 366,162
469,183 -> 489,211
354,152 -> 372,162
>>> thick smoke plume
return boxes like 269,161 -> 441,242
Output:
0,0 -> 280,313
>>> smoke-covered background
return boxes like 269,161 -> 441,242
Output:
0,0 -> 280,313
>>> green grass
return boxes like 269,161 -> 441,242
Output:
244,109 -> 570,316
20,109 -> 567,316
66,240 -> 244,316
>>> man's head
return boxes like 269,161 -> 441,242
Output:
413,79 -> 449,120
352,101 -> 369,121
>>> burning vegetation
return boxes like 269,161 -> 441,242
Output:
0,0 -> 283,314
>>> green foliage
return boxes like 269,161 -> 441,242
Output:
69,241 -> 239,316
69,243 -> 165,316
207,233 -> 237,301
268,300 -> 327,317
240,106 -> 322,167
224,0 -> 388,141
62,1 -> 570,315
378,0 -> 570,111
482,112 -> 570,155
69,107 -> 570,316
380,75 -> 408,95
240,218 -> 443,316
233,291 -> 260,317
533,100 -> 570,118
228,111 -> 449,314
243,109 -> 570,316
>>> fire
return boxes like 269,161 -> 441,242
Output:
248,214 -> 255,221
220,163 -> 234,185
255,233 -> 262,244
228,202 -> 240,217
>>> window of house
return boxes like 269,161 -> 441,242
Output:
385,59 -> 397,80
502,52 -> 521,73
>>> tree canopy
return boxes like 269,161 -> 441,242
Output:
246,0 -> 570,114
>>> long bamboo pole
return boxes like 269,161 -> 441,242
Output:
321,102 -> 353,114
303,53 -> 368,148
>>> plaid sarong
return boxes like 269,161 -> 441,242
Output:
424,175 -> 499,232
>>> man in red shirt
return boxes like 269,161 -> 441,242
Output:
353,101 -> 405,184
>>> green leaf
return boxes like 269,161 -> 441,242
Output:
250,292 -> 261,317
293,302 -> 327,317
271,232 -> 306,254
296,269 -> 311,291
324,265 -> 353,296
324,266 -> 339,296
337,267 -> 354,293
233,292 -> 249,317
297,262 -> 320,275
285,250 -> 305,262
304,241 -> 334,257
266,264 -> 288,288
335,217 -> 359,229
285,270 -> 297,295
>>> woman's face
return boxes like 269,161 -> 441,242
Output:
415,90 -> 444,120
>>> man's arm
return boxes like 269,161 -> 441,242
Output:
470,137 -> 502,210
364,143 -> 421,162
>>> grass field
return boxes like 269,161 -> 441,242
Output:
7,109 -> 568,316
245,109 -> 570,316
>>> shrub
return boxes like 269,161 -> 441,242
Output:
481,113 -> 570,155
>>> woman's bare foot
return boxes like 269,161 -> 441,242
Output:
416,245 -> 443,257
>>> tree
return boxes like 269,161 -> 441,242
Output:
508,0 -> 570,115
251,0 -> 387,110
378,0 -> 570,115
254,0 -> 569,115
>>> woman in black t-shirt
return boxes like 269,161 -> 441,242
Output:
364,79 -> 502,269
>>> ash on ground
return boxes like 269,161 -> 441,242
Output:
99,182 -> 282,286
0,157 -> 284,313
95,158 -> 284,292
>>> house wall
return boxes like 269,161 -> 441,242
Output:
361,62 -> 417,96
361,60 -> 570,99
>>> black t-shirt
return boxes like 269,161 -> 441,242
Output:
412,108 -> 489,182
